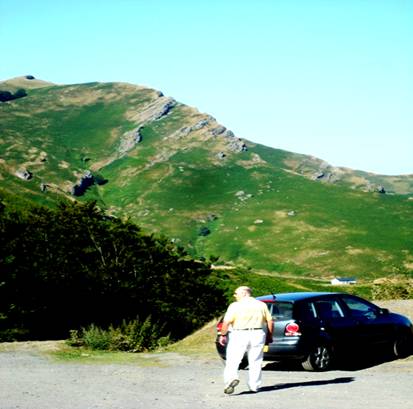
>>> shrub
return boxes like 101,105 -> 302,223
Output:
82,324 -> 112,350
0,89 -> 27,102
372,282 -> 413,300
67,316 -> 170,352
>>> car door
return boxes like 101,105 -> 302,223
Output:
338,294 -> 392,349
312,296 -> 358,353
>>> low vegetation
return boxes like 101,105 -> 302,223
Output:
67,317 -> 170,352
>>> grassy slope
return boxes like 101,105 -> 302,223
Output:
1,80 -> 413,287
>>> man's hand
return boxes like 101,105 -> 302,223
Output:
265,332 -> 273,345
218,335 -> 228,346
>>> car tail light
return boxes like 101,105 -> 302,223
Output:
285,322 -> 301,336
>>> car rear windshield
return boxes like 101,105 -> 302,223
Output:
268,302 -> 294,320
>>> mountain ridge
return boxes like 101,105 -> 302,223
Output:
1,76 -> 413,285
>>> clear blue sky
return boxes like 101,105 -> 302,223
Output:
1,0 -> 412,175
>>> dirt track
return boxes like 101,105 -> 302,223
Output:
0,347 -> 412,409
1,299 -> 412,409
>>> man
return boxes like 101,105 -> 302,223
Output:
218,286 -> 273,394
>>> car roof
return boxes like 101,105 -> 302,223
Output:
256,292 -> 343,303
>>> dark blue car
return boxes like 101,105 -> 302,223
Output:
216,292 -> 413,371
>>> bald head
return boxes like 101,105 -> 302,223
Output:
234,286 -> 252,299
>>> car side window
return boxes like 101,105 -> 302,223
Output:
341,296 -> 378,320
297,302 -> 317,320
314,300 -> 344,319
270,302 -> 293,320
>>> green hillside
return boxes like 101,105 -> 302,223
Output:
1,76 -> 413,291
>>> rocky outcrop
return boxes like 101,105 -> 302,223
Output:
71,171 -> 94,196
126,95 -> 177,128
71,171 -> 107,196
135,127 -> 143,143
223,130 -> 235,138
209,125 -> 226,136
228,138 -> 248,152
153,98 -> 176,121
137,96 -> 176,123
15,169 -> 32,180
313,172 -> 325,180
312,171 -> 336,182
118,127 -> 144,154
192,119 -> 210,130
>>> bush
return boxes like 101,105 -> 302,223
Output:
0,327 -> 31,342
0,199 -> 226,341
67,317 -> 170,352
372,282 -> 413,300
0,89 -> 27,102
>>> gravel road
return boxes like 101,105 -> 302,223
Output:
1,300 -> 412,409
0,348 -> 412,409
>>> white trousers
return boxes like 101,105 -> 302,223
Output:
223,329 -> 266,391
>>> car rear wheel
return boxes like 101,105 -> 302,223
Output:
302,344 -> 333,371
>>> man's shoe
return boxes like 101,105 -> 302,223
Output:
224,379 -> 239,394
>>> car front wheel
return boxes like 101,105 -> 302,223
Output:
302,344 -> 333,371
393,334 -> 412,359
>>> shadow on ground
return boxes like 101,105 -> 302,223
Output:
236,377 -> 355,395
261,350 -> 408,372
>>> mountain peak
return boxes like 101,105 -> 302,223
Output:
0,75 -> 55,90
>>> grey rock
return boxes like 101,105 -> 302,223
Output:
180,127 -> 191,136
228,139 -> 248,152
15,169 -> 32,180
192,119 -> 209,131
135,127 -> 143,143
210,126 -> 226,136
154,99 -> 176,120
313,172 -> 325,180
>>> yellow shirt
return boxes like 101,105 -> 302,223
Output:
224,297 -> 272,330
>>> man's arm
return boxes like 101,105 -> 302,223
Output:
220,320 -> 230,336
265,317 -> 273,344
218,320 -> 231,346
